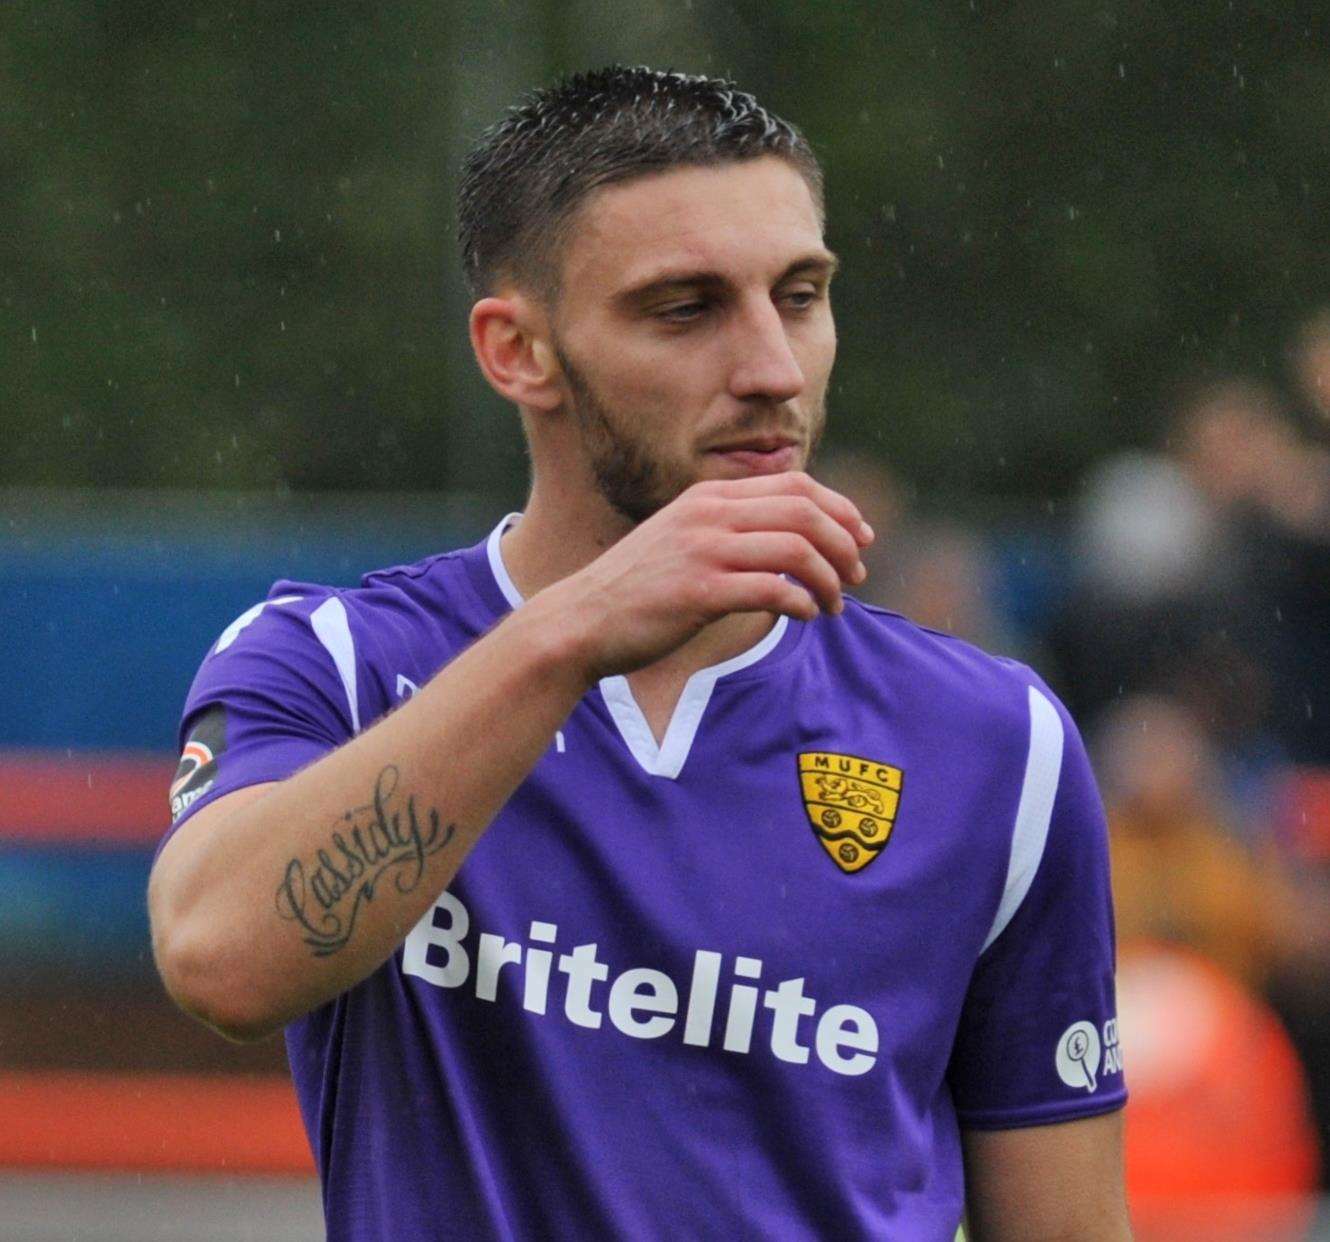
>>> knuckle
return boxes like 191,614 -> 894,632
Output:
683,572 -> 721,611
794,496 -> 823,529
679,493 -> 721,526
787,470 -> 815,494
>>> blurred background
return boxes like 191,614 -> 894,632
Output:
4,1 -> 1330,1237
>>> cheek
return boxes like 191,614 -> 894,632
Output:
792,329 -> 836,399
604,350 -> 717,425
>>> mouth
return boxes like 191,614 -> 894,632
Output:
705,435 -> 801,475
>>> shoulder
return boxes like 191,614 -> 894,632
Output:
824,597 -> 1061,746
212,548 -> 477,657
193,548 -> 481,707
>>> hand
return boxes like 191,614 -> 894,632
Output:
535,471 -> 874,681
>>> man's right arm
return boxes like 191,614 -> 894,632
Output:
148,473 -> 872,1042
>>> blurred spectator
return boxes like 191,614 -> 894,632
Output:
1176,373 -> 1330,767
816,449 -> 1023,657
1050,378 -> 1327,811
1096,693 -> 1326,1217
1073,449 -> 1223,606
1291,308 -> 1330,430
876,519 -> 1025,656
1095,694 -> 1297,988
814,448 -> 908,590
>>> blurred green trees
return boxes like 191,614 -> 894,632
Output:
4,1 -> 1330,501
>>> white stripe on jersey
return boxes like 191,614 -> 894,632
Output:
980,685 -> 1064,954
310,596 -> 361,734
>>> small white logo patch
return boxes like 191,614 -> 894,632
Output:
1056,1021 -> 1102,1093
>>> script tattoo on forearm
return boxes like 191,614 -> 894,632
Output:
275,765 -> 454,957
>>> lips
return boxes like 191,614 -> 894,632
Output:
707,440 -> 799,474
710,436 -> 797,454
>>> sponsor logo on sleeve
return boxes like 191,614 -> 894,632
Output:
1056,1018 -> 1123,1093
170,705 -> 228,821
797,751 -> 903,873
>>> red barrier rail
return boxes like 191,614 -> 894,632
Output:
0,1071 -> 314,1174
0,752 -> 172,845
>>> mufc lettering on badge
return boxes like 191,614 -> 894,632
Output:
170,705 -> 228,821
797,751 -> 903,873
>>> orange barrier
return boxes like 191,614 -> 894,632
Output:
1120,941 -> 1321,1241
0,1072 -> 315,1175
0,751 -> 172,844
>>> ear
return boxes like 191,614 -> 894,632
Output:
469,295 -> 562,412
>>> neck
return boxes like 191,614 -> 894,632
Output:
499,471 -> 778,679
501,468 -> 630,598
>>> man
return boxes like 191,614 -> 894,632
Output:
150,67 -> 1129,1239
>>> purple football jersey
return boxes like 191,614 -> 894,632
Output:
166,515 -> 1125,1240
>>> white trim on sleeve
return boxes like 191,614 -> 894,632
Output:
980,685 -> 1065,954
310,596 -> 362,735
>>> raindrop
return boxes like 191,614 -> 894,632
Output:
30,326 -> 37,343
936,155 -> 945,170
274,228 -> 282,242
1117,63 -> 1125,79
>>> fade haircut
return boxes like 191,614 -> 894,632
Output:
458,65 -> 824,301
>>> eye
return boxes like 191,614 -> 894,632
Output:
780,286 -> 823,312
657,300 -> 709,323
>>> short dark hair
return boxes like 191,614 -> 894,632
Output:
457,65 -> 824,301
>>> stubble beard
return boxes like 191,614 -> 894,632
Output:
556,345 -> 828,526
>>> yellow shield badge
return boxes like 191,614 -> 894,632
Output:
798,752 -> 903,874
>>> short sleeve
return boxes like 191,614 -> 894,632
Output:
947,684 -> 1127,1128
160,585 -> 360,855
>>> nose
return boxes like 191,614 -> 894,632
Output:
726,297 -> 805,404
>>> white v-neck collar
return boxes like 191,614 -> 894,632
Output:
486,512 -> 526,610
484,513 -> 789,780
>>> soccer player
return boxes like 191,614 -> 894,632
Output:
149,67 -> 1129,1240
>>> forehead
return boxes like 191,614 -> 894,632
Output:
557,157 -> 826,300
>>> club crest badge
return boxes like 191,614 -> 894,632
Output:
797,751 -> 903,874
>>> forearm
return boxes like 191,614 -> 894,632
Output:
150,591 -> 591,1040
961,1113 -> 1132,1242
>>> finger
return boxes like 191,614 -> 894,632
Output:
715,531 -> 844,614
698,472 -> 874,548
708,572 -> 820,622
722,495 -> 866,585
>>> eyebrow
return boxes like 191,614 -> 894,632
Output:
614,250 -> 840,308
